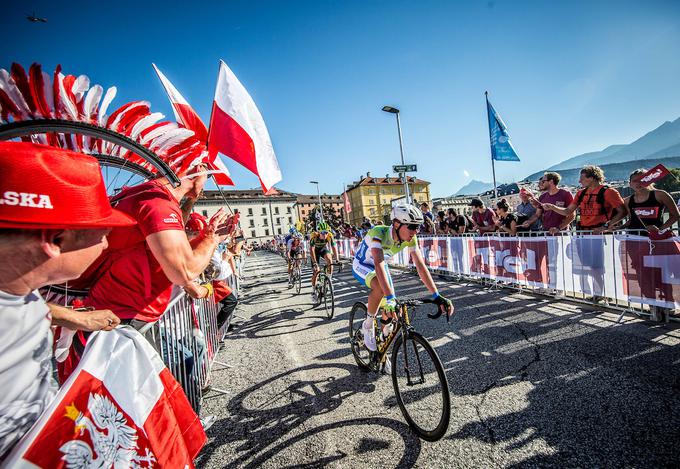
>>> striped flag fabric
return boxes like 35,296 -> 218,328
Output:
208,60 -> 282,192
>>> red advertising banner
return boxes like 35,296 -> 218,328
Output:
417,237 -> 450,271
618,238 -> 680,308
468,237 -> 553,286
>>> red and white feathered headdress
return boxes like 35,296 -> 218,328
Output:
0,62 -> 208,184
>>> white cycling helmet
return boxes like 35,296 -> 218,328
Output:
391,204 -> 424,225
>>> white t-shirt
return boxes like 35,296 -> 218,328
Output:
0,289 -> 57,457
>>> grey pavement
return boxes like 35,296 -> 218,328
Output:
196,251 -> 680,468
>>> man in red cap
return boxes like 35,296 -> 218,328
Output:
0,142 -> 136,458
60,151 -> 237,379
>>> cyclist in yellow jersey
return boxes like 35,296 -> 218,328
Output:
309,221 -> 339,302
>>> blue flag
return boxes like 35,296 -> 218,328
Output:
487,99 -> 520,162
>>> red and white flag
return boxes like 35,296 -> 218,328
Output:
152,63 -> 234,186
343,191 -> 352,213
208,60 -> 282,192
638,163 -> 671,187
4,328 -> 206,468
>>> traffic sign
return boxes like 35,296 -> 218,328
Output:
393,164 -> 417,173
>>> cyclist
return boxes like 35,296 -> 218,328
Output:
353,204 -> 454,351
286,231 -> 305,286
309,221 -> 339,302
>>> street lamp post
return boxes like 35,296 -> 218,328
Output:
310,180 -> 324,223
382,105 -> 411,204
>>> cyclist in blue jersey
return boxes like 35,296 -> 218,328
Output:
352,204 -> 454,351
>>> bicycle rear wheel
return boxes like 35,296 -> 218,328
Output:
323,277 -> 335,319
349,302 -> 371,370
391,331 -> 450,441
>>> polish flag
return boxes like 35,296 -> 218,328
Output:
153,63 -> 234,186
208,60 -> 282,192
4,328 -> 206,468
343,191 -> 352,213
639,164 -> 671,187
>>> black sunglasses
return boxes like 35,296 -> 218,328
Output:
405,223 -> 420,231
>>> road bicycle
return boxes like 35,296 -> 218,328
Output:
288,256 -> 303,294
312,262 -> 343,319
349,298 -> 451,441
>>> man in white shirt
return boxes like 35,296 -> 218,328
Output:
0,142 -> 136,458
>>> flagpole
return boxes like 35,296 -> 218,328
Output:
485,91 -> 498,200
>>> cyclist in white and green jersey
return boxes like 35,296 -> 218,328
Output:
352,204 -> 454,351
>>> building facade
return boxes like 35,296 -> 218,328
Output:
194,189 -> 298,242
295,194 -> 344,225
345,172 -> 431,226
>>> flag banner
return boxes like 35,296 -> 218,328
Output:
616,235 -> 680,309
153,63 -> 233,186
208,60 -> 282,192
638,164 -> 671,187
343,191 -> 352,214
487,99 -> 520,162
4,328 -> 206,468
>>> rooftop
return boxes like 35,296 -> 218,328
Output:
347,172 -> 429,190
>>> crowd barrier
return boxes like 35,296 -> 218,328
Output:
335,231 -> 679,321
44,272 -> 240,413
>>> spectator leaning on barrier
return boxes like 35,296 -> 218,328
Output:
524,172 -> 575,234
542,165 -> 628,234
0,142 -> 136,458
515,190 -> 541,231
60,161 -> 237,380
617,169 -> 680,236
494,199 -> 529,236
469,198 -> 497,234
419,202 -> 436,234
446,208 -> 470,235
436,210 -> 448,234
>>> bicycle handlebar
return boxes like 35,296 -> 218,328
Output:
397,297 -> 453,323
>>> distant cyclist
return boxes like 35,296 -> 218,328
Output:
286,231 -> 305,286
352,204 -> 454,351
309,221 -> 339,302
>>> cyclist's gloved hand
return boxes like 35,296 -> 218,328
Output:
384,294 -> 397,312
427,292 -> 454,323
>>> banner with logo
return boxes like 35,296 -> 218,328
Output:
4,328 -> 206,468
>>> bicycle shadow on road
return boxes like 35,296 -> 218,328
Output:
197,362 -> 422,468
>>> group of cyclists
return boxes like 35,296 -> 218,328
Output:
282,203 -> 454,352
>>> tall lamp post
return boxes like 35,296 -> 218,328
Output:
382,105 -> 411,204
310,180 -> 324,223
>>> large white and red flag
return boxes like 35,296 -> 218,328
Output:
343,191 -> 352,213
208,60 -> 282,192
4,328 -> 206,468
152,63 -> 234,186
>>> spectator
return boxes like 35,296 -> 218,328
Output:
446,208 -> 470,235
60,161 -> 237,380
495,199 -> 529,236
419,202 -> 436,234
515,190 -> 541,231
619,168 -> 680,235
523,172 -> 575,234
436,210 -> 448,234
542,165 -> 628,233
0,142 -> 134,457
469,198 -> 497,234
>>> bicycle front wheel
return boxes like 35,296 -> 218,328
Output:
391,331 -> 450,441
295,267 -> 302,294
323,277 -> 335,319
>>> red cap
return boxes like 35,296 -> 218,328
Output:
0,142 -> 136,229
186,212 -> 208,232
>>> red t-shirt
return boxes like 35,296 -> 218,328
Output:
472,208 -> 495,228
539,189 -> 574,230
79,181 -> 185,322
574,185 -> 624,228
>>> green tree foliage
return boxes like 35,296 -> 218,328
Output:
656,168 -> 680,193
304,205 -> 343,232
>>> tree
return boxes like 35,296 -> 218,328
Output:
304,205 -> 343,232
656,168 -> 680,194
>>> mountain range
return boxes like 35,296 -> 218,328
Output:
454,116 -> 680,194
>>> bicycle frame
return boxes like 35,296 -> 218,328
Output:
375,304 -> 426,386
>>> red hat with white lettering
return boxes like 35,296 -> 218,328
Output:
185,212 -> 208,232
0,142 -> 136,229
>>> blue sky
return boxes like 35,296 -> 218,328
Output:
3,0 -> 680,197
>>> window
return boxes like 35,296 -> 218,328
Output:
288,217 -> 292,224
251,230 -> 256,238
368,189 -> 374,195
369,208 -> 375,215
263,218 -> 268,226
277,228 -> 282,234
276,217 -> 280,225
274,207 -> 279,215
202,210 -> 208,217
287,207 -> 292,214
262,207 -> 267,215
265,229 -> 269,236
368,198 -> 374,205
248,208 -> 253,216
249,219 -> 255,228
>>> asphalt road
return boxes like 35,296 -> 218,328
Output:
196,251 -> 680,468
